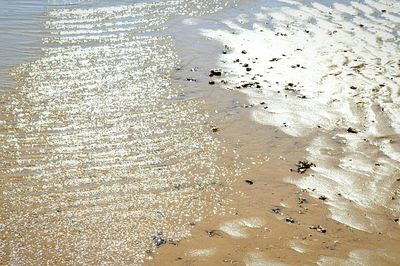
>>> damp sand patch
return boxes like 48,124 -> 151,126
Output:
202,0 -> 400,233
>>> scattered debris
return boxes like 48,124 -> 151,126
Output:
212,127 -> 219,132
347,127 -> 358,133
350,86 -> 357,90
286,217 -> 295,223
241,50 -> 247,54
244,179 -> 254,185
298,197 -> 308,204
271,207 -> 281,214
209,69 -> 222,77
190,67 -> 198,72
318,196 -> 328,201
173,184 -> 182,190
206,230 -> 223,237
186,78 -> 197,82
246,67 -> 252,72
309,225 -> 327,233
152,233 -> 166,247
209,81 -> 215,85
295,161 -> 316,174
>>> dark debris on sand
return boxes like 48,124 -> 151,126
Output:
291,161 -> 316,174
152,233 -> 166,247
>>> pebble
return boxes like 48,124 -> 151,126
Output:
298,197 -> 307,204
245,179 -> 254,185
152,234 -> 166,247
271,207 -> 281,214
347,127 -> 358,133
318,196 -> 328,201
286,217 -> 295,223
309,225 -> 327,233
209,70 -> 222,77
206,230 -> 223,237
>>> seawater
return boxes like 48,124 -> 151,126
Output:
0,0 -> 238,264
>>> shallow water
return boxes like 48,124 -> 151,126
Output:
0,0 -> 239,264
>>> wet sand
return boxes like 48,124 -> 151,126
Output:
1,0 -> 399,265
149,0 -> 400,264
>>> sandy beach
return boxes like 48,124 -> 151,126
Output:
150,0 -> 400,264
1,0 -> 399,265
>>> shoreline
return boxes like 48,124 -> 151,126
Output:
1,0 -> 399,264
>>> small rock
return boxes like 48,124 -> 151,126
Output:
350,86 -> 357,90
245,179 -> 254,185
209,81 -> 215,85
286,217 -> 295,223
206,230 -> 223,237
241,50 -> 247,54
309,225 -> 326,233
246,67 -> 252,72
271,207 -> 281,214
318,196 -> 328,201
298,197 -> 308,204
212,127 -> 219,132
152,233 -> 166,247
209,70 -> 222,77
347,127 -> 358,133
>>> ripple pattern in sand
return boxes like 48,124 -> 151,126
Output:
203,0 -> 400,233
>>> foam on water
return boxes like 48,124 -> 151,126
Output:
202,0 -> 400,233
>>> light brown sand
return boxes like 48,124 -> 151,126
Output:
146,67 -> 400,266
144,0 -> 400,263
